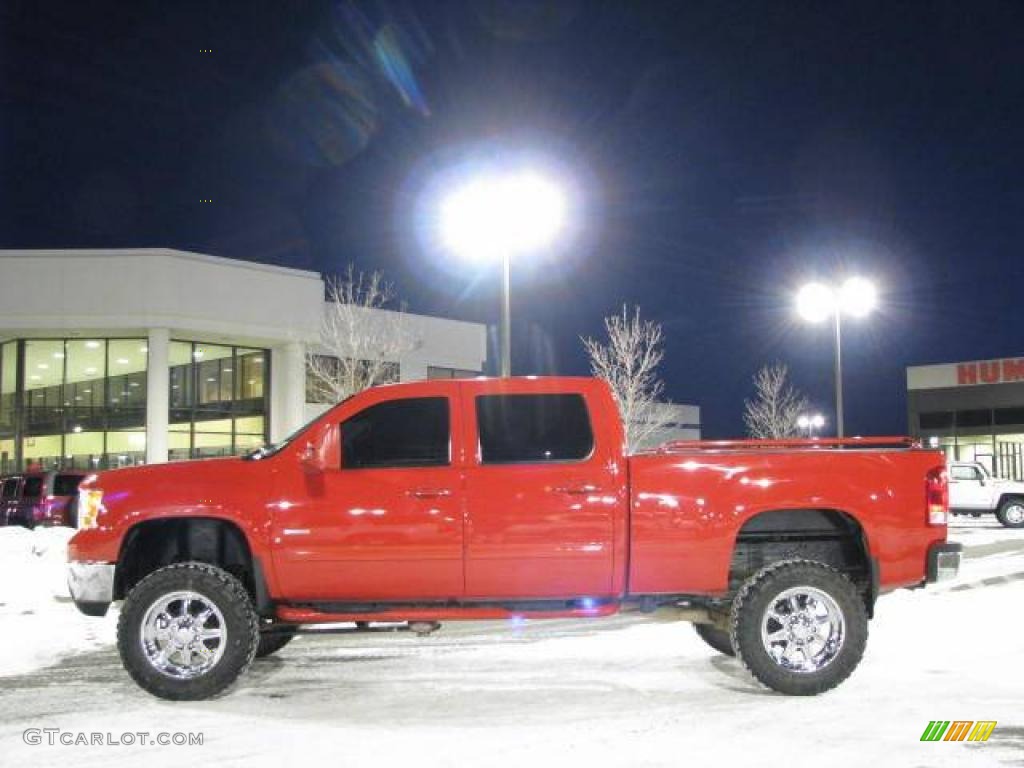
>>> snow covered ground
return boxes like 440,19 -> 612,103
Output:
0,522 -> 1021,767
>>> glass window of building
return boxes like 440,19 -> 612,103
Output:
0,341 -> 16,473
11,337 -> 148,471
168,341 -> 269,460
427,366 -> 482,379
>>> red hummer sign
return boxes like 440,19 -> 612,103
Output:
957,359 -> 1024,385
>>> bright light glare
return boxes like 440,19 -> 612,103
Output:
440,172 -> 565,260
839,277 -> 877,318
798,413 -> 825,431
796,282 -> 836,322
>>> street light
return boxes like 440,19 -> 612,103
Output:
796,413 -> 826,438
796,277 -> 877,437
440,171 -> 566,376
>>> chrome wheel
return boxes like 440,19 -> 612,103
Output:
760,586 -> 845,673
140,591 -> 227,679
1003,503 -> 1024,525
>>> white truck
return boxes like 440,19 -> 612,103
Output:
948,461 -> 1024,528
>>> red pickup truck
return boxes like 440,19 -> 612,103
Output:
67,376 -> 960,700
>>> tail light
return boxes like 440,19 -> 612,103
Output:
926,467 -> 948,525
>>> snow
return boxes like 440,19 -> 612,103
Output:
0,521 -> 1022,766
0,527 -> 116,678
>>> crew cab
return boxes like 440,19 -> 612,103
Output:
67,376 -> 959,700
948,461 -> 1024,528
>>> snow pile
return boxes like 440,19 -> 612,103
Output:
0,526 -> 116,677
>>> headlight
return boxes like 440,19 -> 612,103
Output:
78,489 -> 105,530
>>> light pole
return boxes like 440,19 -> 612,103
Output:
796,277 -> 877,437
440,171 -> 566,377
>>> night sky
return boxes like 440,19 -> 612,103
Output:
4,1 -> 1024,438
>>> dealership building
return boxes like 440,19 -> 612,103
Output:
907,355 -> 1024,480
0,249 -> 487,473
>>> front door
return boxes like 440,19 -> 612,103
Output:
271,387 -> 465,601
459,382 -> 622,599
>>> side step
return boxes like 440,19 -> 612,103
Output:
276,598 -> 620,624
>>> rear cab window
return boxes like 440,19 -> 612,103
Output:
476,393 -> 594,464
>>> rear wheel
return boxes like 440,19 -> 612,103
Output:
694,622 -> 735,656
117,562 -> 259,700
730,560 -> 867,696
996,499 -> 1024,528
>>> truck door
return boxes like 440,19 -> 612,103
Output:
949,464 -> 992,509
459,381 -> 624,599
271,385 -> 465,601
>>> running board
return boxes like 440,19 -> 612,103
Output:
276,598 -> 619,624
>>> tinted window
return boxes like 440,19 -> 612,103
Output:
342,397 -> 449,469
477,394 -> 594,464
1,478 -> 18,499
53,474 -> 83,496
956,409 -> 992,428
994,407 -> 1024,426
22,476 -> 43,498
919,411 -> 954,430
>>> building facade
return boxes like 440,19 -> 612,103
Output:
0,249 -> 486,473
907,355 -> 1024,480
632,403 -> 702,451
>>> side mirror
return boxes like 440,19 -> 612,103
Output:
299,441 -> 324,474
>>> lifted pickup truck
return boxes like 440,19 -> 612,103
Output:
948,461 -> 1024,528
68,376 -> 960,700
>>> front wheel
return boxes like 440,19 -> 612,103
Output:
996,498 -> 1024,528
117,562 -> 259,700
256,626 -> 297,658
730,560 -> 867,696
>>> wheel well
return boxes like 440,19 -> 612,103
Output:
116,517 -> 256,603
997,494 -> 1024,508
729,509 -> 875,614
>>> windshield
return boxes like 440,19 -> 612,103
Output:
242,397 -> 351,460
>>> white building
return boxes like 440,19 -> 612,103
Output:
907,354 -> 1024,480
0,249 -> 486,472
632,402 -> 702,451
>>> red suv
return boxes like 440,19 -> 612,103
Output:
1,470 -> 87,528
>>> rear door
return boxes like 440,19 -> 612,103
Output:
459,381 -> 624,599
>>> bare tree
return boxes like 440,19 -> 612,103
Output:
582,305 -> 673,452
306,265 -> 417,403
743,363 -> 810,438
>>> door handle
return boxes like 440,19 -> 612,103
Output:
552,484 -> 600,495
408,488 -> 452,499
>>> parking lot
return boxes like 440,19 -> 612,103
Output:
0,519 -> 1021,767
